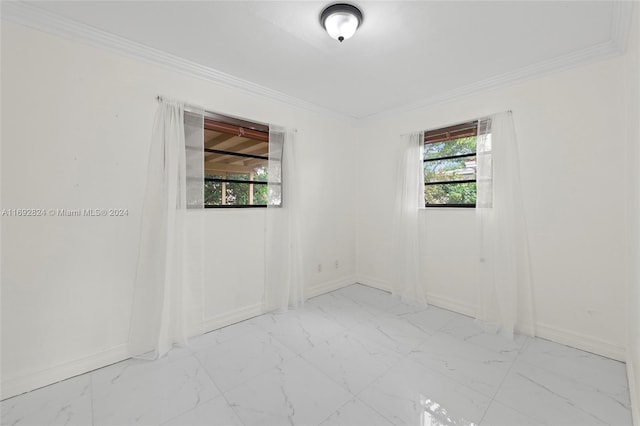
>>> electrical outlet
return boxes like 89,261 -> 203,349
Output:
318,263 -> 322,273
335,260 -> 339,269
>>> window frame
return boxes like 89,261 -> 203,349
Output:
423,121 -> 479,208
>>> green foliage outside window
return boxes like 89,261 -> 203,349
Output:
424,136 -> 477,206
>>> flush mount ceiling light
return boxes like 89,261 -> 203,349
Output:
320,3 -> 363,43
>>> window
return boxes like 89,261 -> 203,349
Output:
423,121 -> 478,207
202,114 -> 274,208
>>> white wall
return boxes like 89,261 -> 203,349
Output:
626,4 -> 640,424
356,53 -> 631,361
0,21 -> 357,399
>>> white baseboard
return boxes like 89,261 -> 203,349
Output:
201,302 -> 264,334
1,344 -> 129,400
358,274 -> 627,363
306,275 -> 358,299
425,293 -> 477,318
2,288 -> 363,402
628,354 -> 640,426
357,275 -> 477,318
2,302 -> 263,401
356,275 -> 392,292
426,302 -> 627,363
535,322 -> 626,362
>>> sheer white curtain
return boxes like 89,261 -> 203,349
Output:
128,99 -> 204,359
476,111 -> 534,339
183,109 -> 205,340
391,131 -> 428,305
264,127 -> 304,312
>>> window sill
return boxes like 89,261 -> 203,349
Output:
420,206 -> 476,211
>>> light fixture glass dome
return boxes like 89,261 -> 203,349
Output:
321,4 -> 363,42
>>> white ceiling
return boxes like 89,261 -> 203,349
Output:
20,1 -> 631,118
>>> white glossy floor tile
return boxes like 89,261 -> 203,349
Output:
306,291 -> 380,330
358,357 -> 492,425
439,315 -> 528,360
195,328 -> 296,392
350,312 -> 432,355
393,304 -> 463,334
1,284 -> 634,426
250,307 -> 347,355
479,400 -> 540,426
187,320 -> 261,353
0,374 -> 92,426
301,330 -> 402,394
162,395 -> 243,426
91,355 -> 220,425
494,359 -> 632,425
334,284 -> 402,312
224,356 -> 352,426
518,337 -> 630,403
408,332 -> 513,397
319,398 -> 393,426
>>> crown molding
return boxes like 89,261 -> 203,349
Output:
611,1 -> 635,53
1,1 -> 634,122
0,1 -> 351,121
355,1 -> 636,121
363,39 -> 623,121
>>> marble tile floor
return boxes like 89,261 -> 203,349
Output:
1,284 -> 633,426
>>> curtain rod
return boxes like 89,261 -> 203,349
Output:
156,95 -> 204,115
429,110 -> 513,131
400,110 -> 513,139
156,95 -> 201,112
155,95 -> 299,134
156,95 -> 270,132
